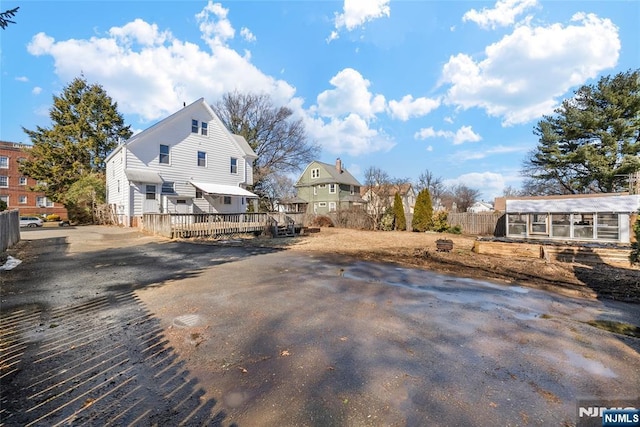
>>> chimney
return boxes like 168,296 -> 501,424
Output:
335,158 -> 342,173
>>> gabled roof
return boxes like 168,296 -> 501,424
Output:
360,183 -> 414,197
295,160 -> 361,187
105,98 -> 257,162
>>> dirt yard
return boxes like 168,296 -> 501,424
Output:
240,228 -> 640,303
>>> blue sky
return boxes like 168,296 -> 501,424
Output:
1,0 -> 638,201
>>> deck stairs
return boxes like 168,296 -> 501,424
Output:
269,214 -> 297,238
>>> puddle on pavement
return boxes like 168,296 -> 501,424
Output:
561,349 -> 618,378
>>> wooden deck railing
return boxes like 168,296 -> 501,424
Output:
142,213 -> 271,238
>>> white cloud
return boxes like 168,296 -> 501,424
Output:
388,95 -> 441,121
414,125 -> 481,145
441,12 -> 620,126
32,87 -> 42,95
304,68 -> 394,156
26,3 -> 295,124
240,27 -> 256,42
444,171 -> 506,199
463,0 -> 538,30
24,3 -> 396,159
304,113 -> 394,156
109,18 -> 170,46
16,76 -> 28,82
453,144 -> 529,162
314,68 -> 386,120
330,0 -> 391,41
196,1 -> 235,49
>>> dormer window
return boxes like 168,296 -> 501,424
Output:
192,119 -> 199,133
201,122 -> 208,136
311,168 -> 319,179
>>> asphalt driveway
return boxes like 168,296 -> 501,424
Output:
1,226 -> 639,426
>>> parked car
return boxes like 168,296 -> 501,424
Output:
19,216 -> 44,228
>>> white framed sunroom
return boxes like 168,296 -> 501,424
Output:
504,194 -> 639,244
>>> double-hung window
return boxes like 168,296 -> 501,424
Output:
230,157 -> 238,174
0,156 -> 8,169
0,176 -> 7,187
197,151 -> 206,167
146,185 -> 156,200
19,176 -> 27,185
192,120 -> 199,133
19,195 -> 27,204
311,168 -> 319,179
201,122 -> 208,136
329,184 -> 336,194
159,144 -> 170,164
161,182 -> 175,194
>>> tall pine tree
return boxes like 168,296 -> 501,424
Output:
20,77 -> 132,203
522,69 -> 640,194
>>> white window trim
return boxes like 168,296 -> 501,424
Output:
159,144 -> 170,165
311,168 -> 319,179
0,156 -> 8,169
0,175 -> 8,188
329,184 -> 336,194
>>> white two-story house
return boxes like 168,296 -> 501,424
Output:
106,98 -> 258,227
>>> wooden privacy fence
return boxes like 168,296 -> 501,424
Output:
0,210 -> 20,252
447,212 -> 504,236
142,213 -> 270,238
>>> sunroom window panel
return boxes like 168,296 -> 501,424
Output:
573,213 -> 594,239
530,213 -> 548,235
596,213 -> 619,240
551,214 -> 571,237
507,214 -> 526,236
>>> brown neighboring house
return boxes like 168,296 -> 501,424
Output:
0,141 -> 68,219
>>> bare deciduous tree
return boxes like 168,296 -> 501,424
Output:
211,91 -> 320,208
415,170 -> 445,207
363,166 -> 393,230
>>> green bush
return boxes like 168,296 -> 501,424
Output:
631,211 -> 640,265
311,215 -> 334,227
380,209 -> 395,231
0,200 -> 6,211
46,214 -> 61,222
412,189 -> 433,232
431,210 -> 450,232
393,192 -> 406,231
448,225 -> 462,234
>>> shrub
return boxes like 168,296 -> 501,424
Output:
46,214 -> 61,222
448,225 -> 462,234
412,189 -> 433,232
431,210 -> 450,232
393,192 -> 406,231
311,215 -> 334,227
631,211 -> 640,265
380,209 -> 395,231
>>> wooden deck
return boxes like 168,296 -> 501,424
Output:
142,213 -> 270,238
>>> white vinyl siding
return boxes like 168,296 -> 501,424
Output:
105,100 -> 256,223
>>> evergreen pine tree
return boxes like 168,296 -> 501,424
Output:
19,76 -> 132,203
393,192 -> 406,231
412,189 -> 433,232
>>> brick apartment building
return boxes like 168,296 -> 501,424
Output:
0,141 -> 68,219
